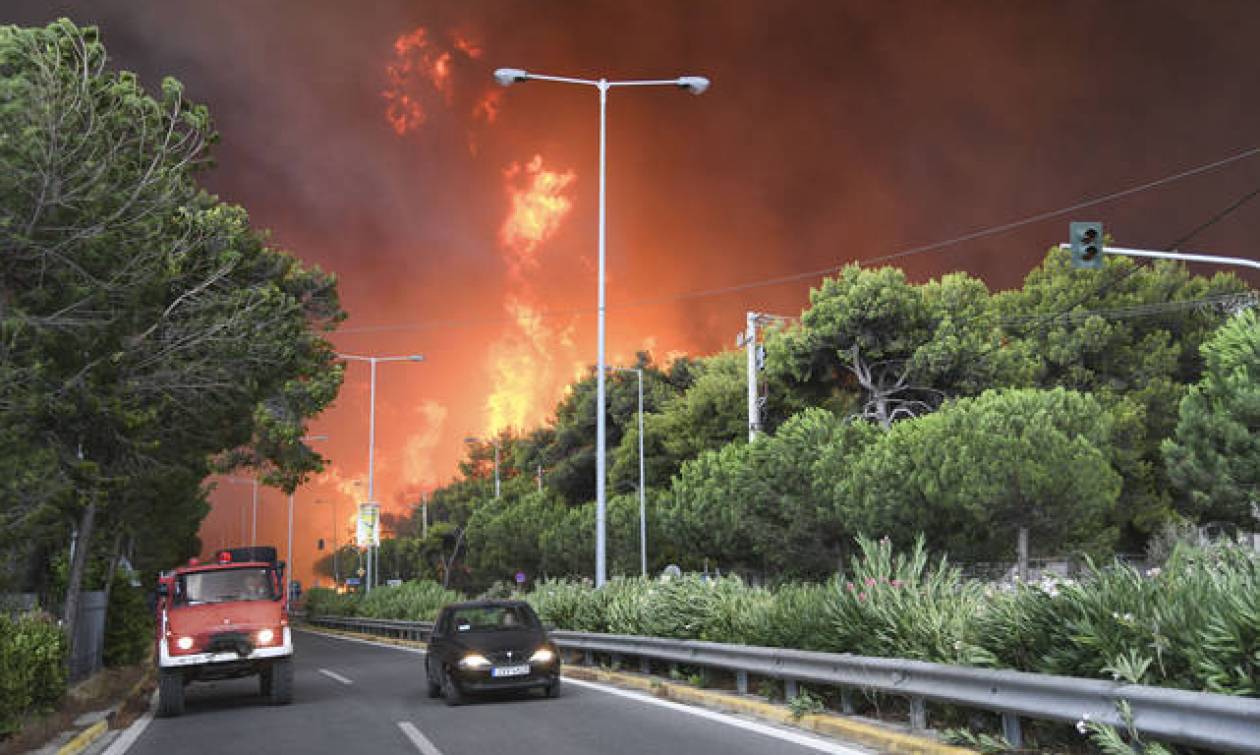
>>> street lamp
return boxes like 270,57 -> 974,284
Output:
224,476 -> 259,547
337,352 -> 425,593
464,436 -> 500,499
286,434 -> 328,601
612,367 -> 648,576
494,67 -> 709,587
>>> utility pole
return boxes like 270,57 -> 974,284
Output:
738,312 -> 793,441
421,493 -> 428,540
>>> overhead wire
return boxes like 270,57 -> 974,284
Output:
338,144 -> 1260,336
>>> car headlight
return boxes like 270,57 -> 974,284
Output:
529,648 -> 555,664
257,628 -> 275,645
175,636 -> 194,651
458,653 -> 492,669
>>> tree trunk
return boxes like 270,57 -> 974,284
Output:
62,494 -> 98,667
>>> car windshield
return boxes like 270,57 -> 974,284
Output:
450,605 -> 537,633
178,567 -> 275,605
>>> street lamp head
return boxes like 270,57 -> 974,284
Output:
677,76 -> 710,95
494,68 -> 528,87
407,354 -> 425,362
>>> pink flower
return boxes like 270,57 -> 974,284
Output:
858,592 -> 867,602
864,577 -> 877,587
845,582 -> 854,592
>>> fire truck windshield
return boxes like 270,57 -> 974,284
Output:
178,567 -> 276,604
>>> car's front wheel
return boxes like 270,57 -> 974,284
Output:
158,669 -> 185,717
545,677 -> 561,699
442,667 -> 464,707
425,661 -> 441,698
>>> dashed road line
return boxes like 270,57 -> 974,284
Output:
318,668 -> 354,685
397,721 -> 444,755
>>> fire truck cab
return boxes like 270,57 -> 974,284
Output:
155,546 -> 293,716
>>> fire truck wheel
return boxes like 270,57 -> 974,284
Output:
158,670 -> 185,717
265,658 -> 294,705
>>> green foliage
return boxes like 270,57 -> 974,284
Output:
839,388 -> 1122,561
355,580 -> 460,621
303,587 -> 359,617
787,688 -> 826,720
0,612 -> 66,735
1080,700 -> 1176,755
1163,308 -> 1260,527
103,575 -> 151,667
827,535 -> 988,664
973,540 -> 1259,695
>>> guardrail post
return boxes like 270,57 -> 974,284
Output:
784,679 -> 798,699
909,697 -> 927,730
610,653 -> 621,670
1001,713 -> 1022,748
639,657 -> 650,674
736,670 -> 749,694
584,650 -> 594,666
840,688 -> 855,714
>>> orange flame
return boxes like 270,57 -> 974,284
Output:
451,33 -> 483,59
500,155 -> 577,269
472,90 -> 502,125
382,26 -> 461,135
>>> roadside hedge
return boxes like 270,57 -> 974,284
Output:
0,612 -> 67,736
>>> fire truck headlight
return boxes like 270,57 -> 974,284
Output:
256,628 -> 275,645
175,636 -> 194,651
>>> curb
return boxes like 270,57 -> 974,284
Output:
56,720 -> 107,755
564,666 -> 973,755
302,625 -> 973,754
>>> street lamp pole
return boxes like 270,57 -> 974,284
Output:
286,434 -> 328,601
338,353 -> 424,593
493,68 -> 708,587
225,477 -> 259,547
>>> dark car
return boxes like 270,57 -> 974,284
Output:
425,600 -> 561,705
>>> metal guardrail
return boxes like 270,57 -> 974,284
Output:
304,615 -> 1260,753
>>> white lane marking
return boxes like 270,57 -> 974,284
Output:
398,721 -> 445,755
565,677 -> 871,755
101,691 -> 156,755
295,627 -> 426,655
319,668 -> 354,685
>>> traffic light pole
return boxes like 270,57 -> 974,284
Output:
1059,244 -> 1260,272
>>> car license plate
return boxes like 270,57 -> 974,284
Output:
491,664 -> 530,678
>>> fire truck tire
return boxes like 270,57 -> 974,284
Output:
158,670 -> 185,717
265,658 -> 294,705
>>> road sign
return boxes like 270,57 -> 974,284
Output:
345,577 -> 361,586
514,571 -> 526,585
357,567 -> 366,577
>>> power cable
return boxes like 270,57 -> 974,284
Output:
339,144 -> 1260,336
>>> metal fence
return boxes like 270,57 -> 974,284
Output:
306,614 -> 1260,753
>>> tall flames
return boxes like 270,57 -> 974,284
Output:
485,156 -> 581,433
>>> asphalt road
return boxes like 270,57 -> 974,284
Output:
113,629 -> 872,755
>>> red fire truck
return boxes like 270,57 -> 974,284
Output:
155,546 -> 293,716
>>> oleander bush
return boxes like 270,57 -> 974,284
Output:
303,586 -> 360,617
0,612 -> 67,736
357,580 -> 461,621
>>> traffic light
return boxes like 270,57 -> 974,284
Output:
1070,221 -> 1104,269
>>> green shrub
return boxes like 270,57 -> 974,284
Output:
826,535 -> 987,664
527,578 -> 612,632
0,612 -> 67,736
304,587 -> 360,617
103,575 -> 151,667
357,580 -> 461,621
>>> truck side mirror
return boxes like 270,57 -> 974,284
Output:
157,583 -> 169,597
